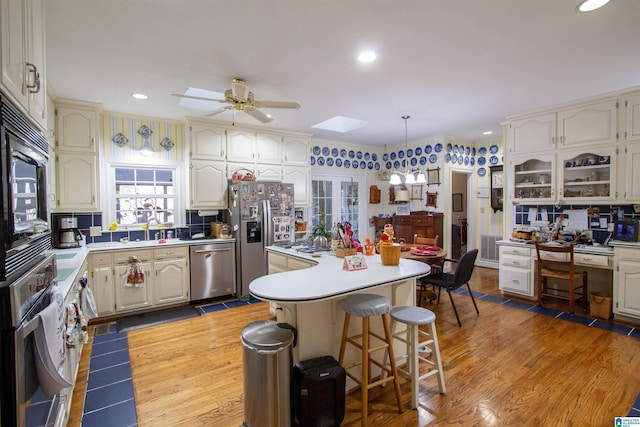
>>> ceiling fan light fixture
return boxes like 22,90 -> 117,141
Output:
576,0 -> 610,12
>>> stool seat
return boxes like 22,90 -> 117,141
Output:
390,306 -> 436,326
340,294 -> 391,317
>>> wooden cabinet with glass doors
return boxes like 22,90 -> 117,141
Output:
558,148 -> 616,202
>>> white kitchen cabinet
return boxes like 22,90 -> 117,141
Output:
625,92 -> 640,142
509,153 -> 556,203
114,262 -> 153,312
226,129 -> 257,163
498,245 -> 535,298
89,252 -> 115,317
507,113 -> 556,155
255,164 -> 282,181
56,100 -> 101,152
557,147 -> 616,202
557,100 -> 617,149
189,160 -> 227,209
613,247 -> 640,320
282,135 -> 310,166
283,165 -> 310,207
153,246 -> 189,306
256,131 -> 282,164
56,152 -> 99,211
0,0 -> 46,130
622,143 -> 640,202
188,119 -> 226,160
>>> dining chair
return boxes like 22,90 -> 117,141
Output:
415,235 -> 439,247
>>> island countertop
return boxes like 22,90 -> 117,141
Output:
250,246 -> 431,303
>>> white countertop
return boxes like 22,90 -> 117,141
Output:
496,239 -> 615,255
250,246 -> 431,303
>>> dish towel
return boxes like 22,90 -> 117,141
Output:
66,302 -> 88,347
34,285 -> 72,397
80,285 -> 98,321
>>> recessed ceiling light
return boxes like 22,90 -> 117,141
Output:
357,51 -> 376,63
132,93 -> 148,100
576,0 -> 610,12
483,131 -> 493,135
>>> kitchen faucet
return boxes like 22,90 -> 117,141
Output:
146,216 -> 160,240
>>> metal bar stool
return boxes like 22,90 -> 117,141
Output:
338,293 -> 404,426
383,306 -> 445,409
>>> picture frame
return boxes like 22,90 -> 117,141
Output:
410,185 -> 423,200
426,192 -> 438,208
396,204 -> 410,216
427,168 -> 441,185
453,193 -> 463,212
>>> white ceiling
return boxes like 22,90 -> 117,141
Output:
44,0 -> 640,147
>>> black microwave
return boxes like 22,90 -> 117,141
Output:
613,219 -> 639,242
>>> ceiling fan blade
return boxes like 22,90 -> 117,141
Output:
253,100 -> 301,109
244,107 -> 273,123
172,93 -> 226,103
204,106 -> 232,117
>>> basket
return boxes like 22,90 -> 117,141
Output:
231,167 -> 256,183
589,292 -> 612,319
377,243 -> 401,266
335,247 -> 357,258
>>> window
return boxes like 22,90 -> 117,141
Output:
311,173 -> 364,241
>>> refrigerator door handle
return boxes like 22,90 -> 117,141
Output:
264,199 -> 273,246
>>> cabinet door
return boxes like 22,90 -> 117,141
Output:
282,135 -> 310,166
91,266 -> 115,317
189,121 -> 226,160
623,143 -> 640,201
56,152 -> 100,211
154,258 -> 189,305
0,0 -> 28,108
226,129 -> 256,163
114,263 -> 153,312
557,100 -> 617,149
557,147 -> 616,202
189,160 -> 227,209
256,132 -> 282,164
25,0 -> 46,129
255,164 -> 282,181
282,166 -> 310,206
509,153 -> 556,203
614,260 -> 640,319
56,105 -> 99,152
499,265 -> 533,297
626,92 -> 640,142
508,113 -> 556,155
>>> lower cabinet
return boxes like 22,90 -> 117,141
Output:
154,257 -> 189,305
90,252 -> 116,317
267,252 -> 314,314
614,247 -> 640,319
498,245 -> 534,298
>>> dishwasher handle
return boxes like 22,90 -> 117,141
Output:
193,247 -> 231,254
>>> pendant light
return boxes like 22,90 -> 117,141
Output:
389,116 -> 426,185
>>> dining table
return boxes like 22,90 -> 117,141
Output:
399,243 -> 447,305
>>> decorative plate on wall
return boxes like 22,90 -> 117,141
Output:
322,147 -> 330,156
407,148 -> 413,157
419,156 -> 427,165
383,153 -> 389,161
398,150 -> 404,159
344,160 -> 350,168
317,156 -> 325,166
453,144 -> 459,154
310,156 -> 316,165
360,161 -> 366,169
332,148 -> 339,157
429,154 -> 437,164
478,147 -> 487,156
394,160 -> 400,169
372,153 -> 378,161
446,143 -> 453,152
375,162 -> 380,170
434,143 -> 443,153
341,149 -> 347,158
458,156 -> 464,165
445,153 -> 451,163
349,150 -> 355,158
452,154 -> 457,163
368,161 -> 374,169
478,167 -> 486,176
364,152 -> 370,160
326,157 -> 334,166
410,158 -> 417,166
490,155 -> 499,165
472,147 -> 476,156
478,156 -> 486,165
414,147 -> 422,156
357,151 -> 363,159
464,156 -> 469,165
390,152 -> 397,160
386,161 -> 392,169
490,144 -> 499,154
470,157 -> 475,166
425,145 -> 433,154
336,158 -> 343,167
313,146 -> 321,155
352,161 -> 359,169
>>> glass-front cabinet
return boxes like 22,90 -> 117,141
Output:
509,154 -> 556,203
558,148 -> 616,202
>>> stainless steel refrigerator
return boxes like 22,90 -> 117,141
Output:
228,181 -> 295,299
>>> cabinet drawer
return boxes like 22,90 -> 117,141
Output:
500,254 -> 531,269
288,257 -> 314,271
616,247 -> 640,262
154,246 -> 188,260
499,266 -> 532,295
90,252 -> 112,266
268,253 -> 288,270
411,216 -> 433,226
499,245 -> 532,257
113,249 -> 153,264
574,252 -> 610,267
393,215 -> 411,225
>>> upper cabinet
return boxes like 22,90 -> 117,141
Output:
556,100 -> 617,149
625,92 -> 640,142
0,0 -> 47,130
507,113 -> 556,155
189,119 -> 226,160
256,132 -> 283,165
226,129 -> 257,163
509,153 -> 556,203
557,147 -> 616,202
282,135 -> 310,166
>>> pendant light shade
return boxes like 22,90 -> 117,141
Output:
388,115 -> 426,185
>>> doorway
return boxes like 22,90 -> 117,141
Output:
449,170 -> 472,260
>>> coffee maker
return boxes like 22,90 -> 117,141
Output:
54,217 -> 83,248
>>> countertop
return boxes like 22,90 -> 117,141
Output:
250,246 -> 431,303
496,239 -> 615,255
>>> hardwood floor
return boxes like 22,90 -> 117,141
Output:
68,267 -> 640,426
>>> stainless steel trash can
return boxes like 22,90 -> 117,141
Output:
241,320 -> 295,427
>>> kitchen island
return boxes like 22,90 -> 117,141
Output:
250,247 -> 431,364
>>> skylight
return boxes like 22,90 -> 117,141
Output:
311,116 -> 369,133
176,87 -> 226,111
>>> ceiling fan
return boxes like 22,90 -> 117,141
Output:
172,77 -> 300,123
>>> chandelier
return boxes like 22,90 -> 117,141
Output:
389,116 -> 426,185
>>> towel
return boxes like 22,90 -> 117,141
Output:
34,285 -> 72,397
66,302 -> 88,347
80,286 -> 98,320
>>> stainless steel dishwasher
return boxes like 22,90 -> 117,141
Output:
189,242 -> 236,301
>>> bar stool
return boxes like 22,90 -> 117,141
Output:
383,306 -> 445,409
338,293 -> 404,426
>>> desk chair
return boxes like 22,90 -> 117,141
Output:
420,249 -> 479,327
415,235 -> 439,247
535,242 -> 588,313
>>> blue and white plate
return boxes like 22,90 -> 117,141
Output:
414,147 -> 422,156
348,150 -> 355,159
383,153 -> 389,161
386,161 -> 392,169
490,155 -> 499,165
478,147 -> 487,156
470,157 -> 475,166
357,151 -> 363,159
313,146 -> 321,155
458,156 -> 464,165
336,158 -> 343,167
340,148 -> 347,158
425,145 -> 433,154
466,147 -> 470,155
394,160 -> 400,169
429,154 -> 437,164
331,148 -> 339,157
478,156 -> 486,166
322,147 -> 330,156
360,161 -> 366,169
364,152 -> 370,160
372,153 -> 378,161
460,145 -> 465,155
352,161 -> 359,169
326,158 -> 334,166
407,148 -> 413,158
398,150 -> 404,159
478,167 -> 486,177
390,152 -> 397,160
472,147 -> 476,156
452,154 -> 458,163
402,160 -> 407,168
410,158 -> 417,166
447,143 -> 453,152
317,156 -> 325,166
344,160 -> 351,168
368,161 -> 374,170
464,156 -> 469,165
310,156 -> 316,165
445,153 -> 451,163
453,144 -> 459,154
490,144 -> 499,154
435,143 -> 443,153
419,156 -> 427,165
375,162 -> 380,170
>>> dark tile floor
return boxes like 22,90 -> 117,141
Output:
77,293 -> 640,426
